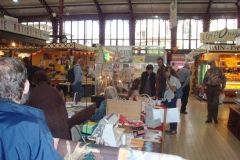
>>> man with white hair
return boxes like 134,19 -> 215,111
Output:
0,58 -> 61,159
178,62 -> 190,114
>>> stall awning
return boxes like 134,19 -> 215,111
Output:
43,43 -> 94,52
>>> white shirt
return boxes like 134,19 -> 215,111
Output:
164,76 -> 181,102
87,68 -> 96,78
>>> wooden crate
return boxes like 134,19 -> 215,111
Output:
106,99 -> 142,120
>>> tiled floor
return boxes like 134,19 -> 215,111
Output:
163,95 -> 240,160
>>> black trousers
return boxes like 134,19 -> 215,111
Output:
180,83 -> 190,112
206,85 -> 221,120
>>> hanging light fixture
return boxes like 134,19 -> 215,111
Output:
0,51 -> 4,56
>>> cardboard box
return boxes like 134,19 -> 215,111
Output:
82,121 -> 97,134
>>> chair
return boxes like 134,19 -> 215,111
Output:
70,124 -> 84,142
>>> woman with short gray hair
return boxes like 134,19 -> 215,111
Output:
90,86 -> 118,122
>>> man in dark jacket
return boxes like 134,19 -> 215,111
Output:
139,64 -> 158,98
157,57 -> 166,99
22,56 -> 42,89
0,58 -> 62,159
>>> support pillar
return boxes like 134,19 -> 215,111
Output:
170,26 -> 177,65
52,17 -> 58,43
203,13 -> 210,32
99,15 -> 105,45
129,15 -> 135,46
59,0 -> 64,43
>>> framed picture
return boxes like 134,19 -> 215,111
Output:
43,53 -> 52,59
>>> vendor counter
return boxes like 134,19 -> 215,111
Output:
51,78 -> 94,97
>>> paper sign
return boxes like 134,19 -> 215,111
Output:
166,108 -> 180,123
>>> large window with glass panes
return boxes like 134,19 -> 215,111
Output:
135,19 -> 171,50
177,19 -> 203,50
105,20 -> 129,46
64,20 -> 99,46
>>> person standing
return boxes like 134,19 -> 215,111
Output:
72,58 -> 84,102
157,57 -> 166,99
25,70 -> 70,140
202,59 -> 226,123
86,66 -> 96,81
139,64 -> 158,98
0,58 -> 62,159
178,62 -> 190,114
164,67 -> 181,134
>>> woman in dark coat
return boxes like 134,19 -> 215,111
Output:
25,70 -> 70,140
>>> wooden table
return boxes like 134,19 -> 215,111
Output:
228,105 -> 240,137
67,102 -> 96,129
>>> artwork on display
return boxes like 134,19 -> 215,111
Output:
90,57 -> 95,61
132,56 -> 145,63
43,53 -> 52,59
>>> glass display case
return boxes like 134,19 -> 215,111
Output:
94,45 -> 164,95
95,63 -> 158,95
219,55 -> 240,91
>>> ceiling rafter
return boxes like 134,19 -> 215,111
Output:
206,0 -> 213,14
38,0 -> 53,16
0,5 -> 10,16
127,0 -> 133,14
2,1 -> 236,10
93,0 -> 102,14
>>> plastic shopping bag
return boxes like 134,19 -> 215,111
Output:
219,93 -> 225,104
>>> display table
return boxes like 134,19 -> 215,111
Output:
228,105 -> 240,140
67,102 -> 96,129
56,139 -> 185,160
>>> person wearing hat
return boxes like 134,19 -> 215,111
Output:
178,62 -> 190,114
201,59 -> 226,123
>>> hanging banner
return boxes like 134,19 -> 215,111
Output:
170,0 -> 177,29
200,28 -> 240,43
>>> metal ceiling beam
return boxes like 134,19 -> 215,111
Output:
3,1 -> 236,10
93,0 -> 102,14
38,0 -> 53,16
127,0 -> 133,14
0,5 -> 10,16
206,0 -> 213,13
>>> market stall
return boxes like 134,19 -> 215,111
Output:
190,28 -> 240,103
94,45 -> 166,96
0,16 -> 48,58
32,42 -> 96,97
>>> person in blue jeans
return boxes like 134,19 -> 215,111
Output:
72,58 -> 84,102
163,67 -> 181,135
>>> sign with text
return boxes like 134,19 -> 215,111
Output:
172,54 -> 185,61
208,45 -> 240,52
0,17 -> 49,40
200,28 -> 240,43
119,48 -> 132,63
